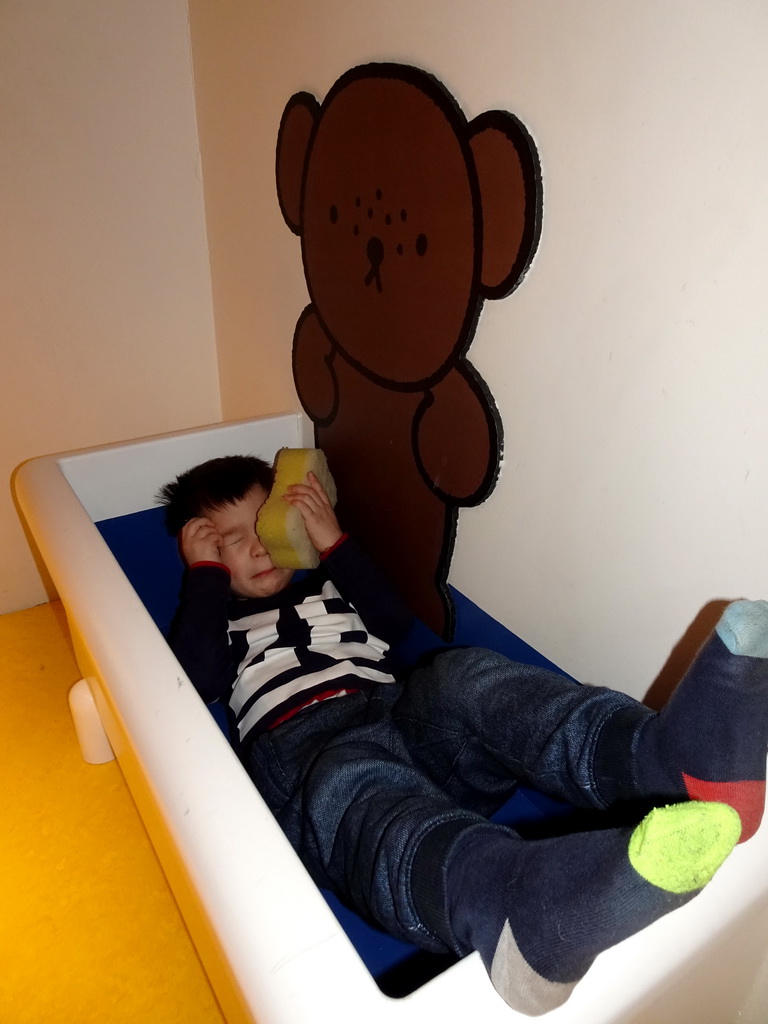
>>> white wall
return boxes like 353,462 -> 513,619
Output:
191,0 -> 768,699
1,0 -> 222,613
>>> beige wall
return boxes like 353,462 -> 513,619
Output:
189,0 -> 768,699
187,2 -> 306,420
2,0 -> 222,613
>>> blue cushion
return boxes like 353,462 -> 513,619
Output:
96,507 -> 574,993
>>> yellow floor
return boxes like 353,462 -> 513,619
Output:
0,601 -> 226,1024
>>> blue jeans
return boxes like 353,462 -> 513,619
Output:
246,647 -> 651,953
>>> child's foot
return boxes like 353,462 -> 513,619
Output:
633,600 -> 768,841
448,801 -> 740,1016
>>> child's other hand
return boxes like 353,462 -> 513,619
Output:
285,472 -> 343,554
180,517 -> 223,565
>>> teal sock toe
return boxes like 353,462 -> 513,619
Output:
635,599 -> 768,841
716,600 -> 768,657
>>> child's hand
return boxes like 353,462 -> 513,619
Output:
285,472 -> 343,554
180,517 -> 223,565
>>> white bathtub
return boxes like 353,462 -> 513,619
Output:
14,412 -> 768,1024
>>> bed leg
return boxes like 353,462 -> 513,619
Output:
68,678 -> 115,764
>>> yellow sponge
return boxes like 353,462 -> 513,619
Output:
257,448 -> 337,569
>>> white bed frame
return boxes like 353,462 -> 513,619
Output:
14,412 -> 768,1024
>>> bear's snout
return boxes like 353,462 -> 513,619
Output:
364,235 -> 384,292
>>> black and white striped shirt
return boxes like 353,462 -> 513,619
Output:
228,575 -> 398,740
168,536 -> 414,747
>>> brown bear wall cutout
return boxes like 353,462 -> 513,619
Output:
276,63 -> 542,639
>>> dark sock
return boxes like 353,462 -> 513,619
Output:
447,802 -> 739,1016
633,599 -> 768,841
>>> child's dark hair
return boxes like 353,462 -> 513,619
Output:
157,454 -> 273,536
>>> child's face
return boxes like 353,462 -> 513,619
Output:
208,485 -> 294,599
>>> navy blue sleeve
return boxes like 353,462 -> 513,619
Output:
322,536 -> 415,647
167,564 -> 235,704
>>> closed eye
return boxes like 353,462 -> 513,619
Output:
221,535 -> 243,547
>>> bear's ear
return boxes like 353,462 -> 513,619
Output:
468,110 -> 543,299
276,92 -> 319,235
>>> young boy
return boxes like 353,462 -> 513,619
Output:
160,454 -> 768,1017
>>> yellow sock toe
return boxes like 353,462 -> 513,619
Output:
628,801 -> 741,894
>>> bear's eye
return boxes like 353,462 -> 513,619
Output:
416,234 -> 428,257
329,205 -> 339,224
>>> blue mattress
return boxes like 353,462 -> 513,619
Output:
97,506 -> 576,995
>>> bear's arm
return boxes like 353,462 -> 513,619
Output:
415,363 -> 501,505
292,306 -> 338,426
